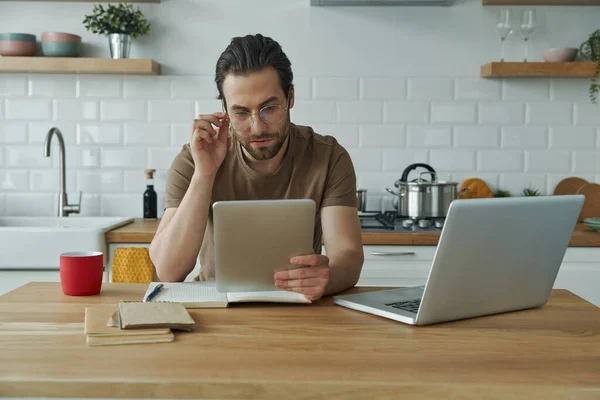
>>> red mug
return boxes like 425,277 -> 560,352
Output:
60,251 -> 104,296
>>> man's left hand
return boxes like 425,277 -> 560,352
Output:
273,254 -> 330,301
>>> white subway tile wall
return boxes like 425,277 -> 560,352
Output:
408,78 -> 454,101
77,123 -> 122,145
337,101 -> 383,124
361,78 -> 406,100
0,75 -> 27,96
575,104 -> 600,126
384,102 -> 429,124
0,123 -> 27,143
78,75 -> 122,98
527,103 -> 573,125
454,79 -> 501,101
54,99 -> 99,121
6,99 -> 52,120
501,127 -> 548,149
170,76 -> 218,100
314,78 -> 359,100
407,126 -> 452,148
454,127 -> 499,148
503,80 -> 550,102
551,80 -> 592,103
30,170 -> 76,193
29,75 -> 77,98
0,170 -> 29,192
549,127 -> 596,149
313,124 -> 359,149
359,125 -> 405,148
477,150 -> 524,172
124,123 -> 170,146
124,76 -> 171,99
478,102 -> 525,125
1,74 -> 599,217
430,102 -> 476,125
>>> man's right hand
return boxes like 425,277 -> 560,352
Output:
190,112 -> 230,178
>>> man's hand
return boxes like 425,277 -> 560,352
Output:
190,112 -> 229,178
273,254 -> 331,301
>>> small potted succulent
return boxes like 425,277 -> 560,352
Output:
580,29 -> 600,104
83,3 -> 151,59
522,188 -> 541,196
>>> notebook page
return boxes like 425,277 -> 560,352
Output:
226,290 -> 311,304
143,282 -> 228,305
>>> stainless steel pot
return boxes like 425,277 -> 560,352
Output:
386,163 -> 466,219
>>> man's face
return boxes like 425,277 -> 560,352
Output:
222,67 -> 294,161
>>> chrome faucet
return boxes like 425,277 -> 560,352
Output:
44,127 -> 81,217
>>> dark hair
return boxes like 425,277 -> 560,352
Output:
215,34 -> 293,109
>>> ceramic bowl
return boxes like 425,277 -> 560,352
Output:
0,40 -> 36,56
41,32 -> 81,43
41,41 -> 81,57
543,48 -> 579,62
0,33 -> 36,42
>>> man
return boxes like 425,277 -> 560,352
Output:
149,34 -> 364,301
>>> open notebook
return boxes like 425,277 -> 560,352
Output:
142,281 -> 311,308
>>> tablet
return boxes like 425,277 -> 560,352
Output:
212,199 -> 316,293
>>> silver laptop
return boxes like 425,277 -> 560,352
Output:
334,195 -> 585,326
213,199 -> 316,293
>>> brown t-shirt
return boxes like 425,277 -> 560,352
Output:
164,123 -> 357,281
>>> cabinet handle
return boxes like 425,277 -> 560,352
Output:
370,251 -> 416,256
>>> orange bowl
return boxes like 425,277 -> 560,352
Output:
0,40 -> 36,56
41,32 -> 81,43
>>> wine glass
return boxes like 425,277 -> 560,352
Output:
496,8 -> 514,62
520,9 -> 537,62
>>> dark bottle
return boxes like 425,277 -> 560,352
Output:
143,169 -> 157,220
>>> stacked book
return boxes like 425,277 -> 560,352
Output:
84,302 -> 195,346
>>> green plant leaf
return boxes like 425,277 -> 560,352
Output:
82,2 -> 150,37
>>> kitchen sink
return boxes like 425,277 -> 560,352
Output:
0,216 -> 134,269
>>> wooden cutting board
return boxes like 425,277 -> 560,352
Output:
553,177 -> 589,196
577,183 -> 600,221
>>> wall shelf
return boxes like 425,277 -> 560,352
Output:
0,57 -> 161,75
483,0 -> 600,5
1,0 -> 160,3
481,62 -> 597,78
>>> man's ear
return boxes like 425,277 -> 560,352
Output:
289,85 -> 295,110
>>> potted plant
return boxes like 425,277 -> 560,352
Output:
83,3 -> 151,59
522,188 -> 541,196
580,29 -> 600,104
494,189 -> 511,198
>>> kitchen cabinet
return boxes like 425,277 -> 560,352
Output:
357,245 -> 600,307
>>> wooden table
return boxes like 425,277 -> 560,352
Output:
1,283 -> 599,399
106,218 -> 600,246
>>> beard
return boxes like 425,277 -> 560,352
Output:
234,121 -> 290,161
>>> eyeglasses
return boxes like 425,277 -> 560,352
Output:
225,87 -> 292,132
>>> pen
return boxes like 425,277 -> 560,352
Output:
144,283 -> 164,302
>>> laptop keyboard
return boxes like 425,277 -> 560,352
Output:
386,299 -> 421,314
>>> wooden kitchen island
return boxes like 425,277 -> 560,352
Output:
1,282 -> 599,399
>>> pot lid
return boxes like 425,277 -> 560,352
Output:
396,180 -> 459,186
